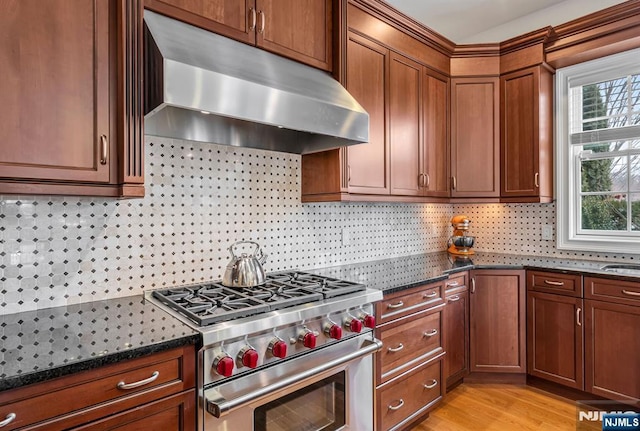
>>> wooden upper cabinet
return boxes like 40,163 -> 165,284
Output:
144,0 -> 255,44
389,53 -> 421,196
423,69 -> 450,197
450,77 -> 500,198
345,33 -> 389,195
501,66 -> 553,202
145,0 -> 332,71
0,1 -> 110,184
257,0 -> 332,71
0,0 -> 144,197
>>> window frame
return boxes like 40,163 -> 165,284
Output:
556,47 -> 640,253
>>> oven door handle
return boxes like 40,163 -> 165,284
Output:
206,338 -> 383,418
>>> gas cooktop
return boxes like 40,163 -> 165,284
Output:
152,271 -> 366,327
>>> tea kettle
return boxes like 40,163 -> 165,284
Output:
222,241 -> 267,287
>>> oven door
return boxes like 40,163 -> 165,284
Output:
202,334 -> 382,431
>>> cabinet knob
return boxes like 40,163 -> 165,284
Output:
535,172 -> 539,188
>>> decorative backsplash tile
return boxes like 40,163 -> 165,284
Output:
0,137 -> 450,314
1,137 -> 639,314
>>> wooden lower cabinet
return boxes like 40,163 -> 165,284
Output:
469,270 -> 526,373
585,299 -> 640,403
35,391 -> 195,431
443,287 -> 469,388
527,291 -> 584,390
377,358 -> 443,431
375,281 -> 445,430
0,346 -> 195,431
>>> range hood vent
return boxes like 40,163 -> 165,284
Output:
143,11 -> 369,154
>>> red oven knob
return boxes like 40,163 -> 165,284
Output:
269,338 -> 288,359
325,323 -> 342,340
362,314 -> 376,329
346,317 -> 363,333
239,348 -> 259,369
300,331 -> 317,349
213,354 -> 234,377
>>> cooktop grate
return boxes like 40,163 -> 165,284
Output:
152,271 -> 365,326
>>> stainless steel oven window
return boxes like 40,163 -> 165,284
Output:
254,372 -> 346,431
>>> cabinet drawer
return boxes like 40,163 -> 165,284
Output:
445,272 -> 467,292
585,276 -> 640,306
378,359 -> 442,431
0,346 -> 195,431
527,270 -> 582,297
377,282 -> 443,324
378,308 -> 443,382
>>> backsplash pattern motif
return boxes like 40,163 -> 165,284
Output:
0,137 -> 450,314
2,137 -> 640,315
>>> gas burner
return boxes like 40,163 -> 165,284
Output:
152,272 -> 366,327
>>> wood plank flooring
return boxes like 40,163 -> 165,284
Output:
412,384 -> 584,431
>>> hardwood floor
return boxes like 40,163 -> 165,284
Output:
413,384 -> 587,431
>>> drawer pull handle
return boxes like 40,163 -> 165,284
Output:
0,413 -> 16,428
544,280 -> 564,286
423,329 -> 438,337
387,343 -> 404,353
99,135 -> 108,165
622,289 -> 640,297
446,281 -> 460,287
423,379 -> 438,389
423,291 -> 438,299
248,8 -> 257,31
576,307 -> 582,326
448,295 -> 461,302
117,371 -> 160,390
388,399 -> 405,411
387,301 -> 404,310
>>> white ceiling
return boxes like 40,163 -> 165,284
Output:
384,0 -> 628,44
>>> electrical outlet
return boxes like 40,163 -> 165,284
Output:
341,228 -> 351,246
542,225 -> 553,240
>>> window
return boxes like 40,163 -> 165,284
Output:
556,48 -> 640,253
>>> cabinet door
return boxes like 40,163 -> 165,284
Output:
450,78 -> 500,198
144,0 -> 256,45
0,0 -> 112,183
423,69 -> 450,197
345,33 -> 390,195
444,290 -> 469,386
389,53 -> 421,196
257,0 -> 332,71
501,66 -> 553,201
585,299 -> 640,402
527,292 -> 584,390
470,270 -> 526,373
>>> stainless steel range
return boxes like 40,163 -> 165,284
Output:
148,271 -> 383,431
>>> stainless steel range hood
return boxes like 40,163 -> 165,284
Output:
144,11 -> 369,154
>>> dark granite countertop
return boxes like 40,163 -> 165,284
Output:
0,295 -> 200,392
310,251 -> 639,294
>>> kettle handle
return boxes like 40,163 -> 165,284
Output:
228,240 -> 262,259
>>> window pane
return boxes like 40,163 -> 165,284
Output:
581,157 -> 626,193
582,78 -> 628,131
581,195 -> 627,231
633,194 -> 640,231
632,156 -> 640,191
